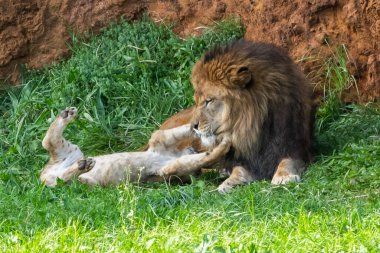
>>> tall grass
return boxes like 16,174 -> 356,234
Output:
0,17 -> 379,252
316,45 -> 359,132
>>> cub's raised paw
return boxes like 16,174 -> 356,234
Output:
271,173 -> 300,185
60,107 -> 77,122
77,158 -> 95,172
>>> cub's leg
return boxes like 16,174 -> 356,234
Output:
42,107 -> 83,160
148,124 -> 192,152
60,158 -> 95,183
271,158 -> 305,185
217,166 -> 254,193
40,107 -> 84,186
159,135 -> 231,177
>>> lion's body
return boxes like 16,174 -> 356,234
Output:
160,40 -> 314,192
193,40 -> 314,187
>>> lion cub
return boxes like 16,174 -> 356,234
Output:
40,107 -> 226,187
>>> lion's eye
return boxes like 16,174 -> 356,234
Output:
205,98 -> 213,106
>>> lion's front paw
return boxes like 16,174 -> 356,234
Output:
271,173 -> 300,185
217,182 -> 233,194
60,107 -> 77,122
77,158 -> 95,172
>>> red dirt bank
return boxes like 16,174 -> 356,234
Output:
0,0 -> 379,101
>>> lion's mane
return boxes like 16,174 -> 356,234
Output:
191,40 -> 314,179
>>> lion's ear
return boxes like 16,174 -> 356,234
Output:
228,66 -> 252,88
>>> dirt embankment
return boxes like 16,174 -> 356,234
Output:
1,0 -> 379,101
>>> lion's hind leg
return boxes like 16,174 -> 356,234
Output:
217,166 -> 254,193
271,158 -> 304,185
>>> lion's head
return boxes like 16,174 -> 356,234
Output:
190,40 -> 313,177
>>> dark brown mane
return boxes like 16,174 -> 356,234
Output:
192,39 -> 314,179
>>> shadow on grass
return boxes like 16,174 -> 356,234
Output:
313,103 -> 380,157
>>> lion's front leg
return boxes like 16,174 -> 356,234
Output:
159,135 -> 231,177
271,158 -> 305,185
217,166 -> 255,193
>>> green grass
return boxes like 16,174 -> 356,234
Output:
1,17 -> 379,252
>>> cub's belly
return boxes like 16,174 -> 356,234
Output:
82,151 -> 177,185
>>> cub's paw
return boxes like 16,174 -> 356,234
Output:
60,107 -> 77,122
271,173 -> 300,185
77,158 -> 95,172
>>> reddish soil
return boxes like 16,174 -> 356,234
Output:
1,0 -> 379,101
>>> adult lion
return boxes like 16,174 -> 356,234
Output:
160,39 -> 314,192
